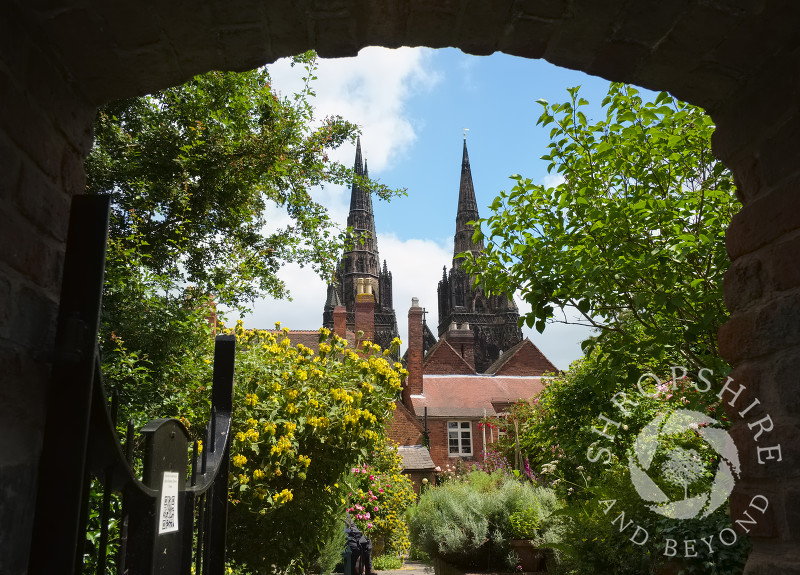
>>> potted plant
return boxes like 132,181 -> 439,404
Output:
509,508 -> 545,572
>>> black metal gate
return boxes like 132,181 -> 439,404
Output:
28,195 -> 234,575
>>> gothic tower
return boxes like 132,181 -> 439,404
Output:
323,138 -> 399,351
437,138 -> 522,373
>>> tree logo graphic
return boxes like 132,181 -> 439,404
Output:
628,409 -> 740,519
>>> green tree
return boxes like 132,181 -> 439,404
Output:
87,53 -> 401,425
86,51 -> 399,309
465,84 -> 738,378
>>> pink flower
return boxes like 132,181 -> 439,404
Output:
369,475 -> 374,481
366,523 -> 373,529
365,512 -> 371,519
374,506 -> 379,512
379,488 -> 384,493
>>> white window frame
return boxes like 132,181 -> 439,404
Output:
448,420 -> 473,456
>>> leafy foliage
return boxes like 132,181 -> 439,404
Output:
485,352 -> 749,574
100,217 -> 216,433
406,471 -> 562,571
465,84 -> 738,378
87,52 -> 401,309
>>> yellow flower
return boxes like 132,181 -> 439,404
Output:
273,488 -> 293,504
245,393 -> 258,406
232,454 -> 247,467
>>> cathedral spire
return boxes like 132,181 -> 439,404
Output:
453,136 -> 484,264
345,138 -> 378,274
323,137 -> 399,353
349,137 -> 370,212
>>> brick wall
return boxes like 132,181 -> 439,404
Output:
333,305 -> 346,338
427,418 -> 486,472
423,340 -> 475,375
403,300 -> 424,407
494,342 -> 557,376
405,469 -> 434,496
387,401 -> 425,446
441,327 -> 475,370
354,293 -> 374,347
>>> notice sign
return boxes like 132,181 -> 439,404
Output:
158,471 -> 180,534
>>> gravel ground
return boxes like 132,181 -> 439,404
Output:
377,560 -> 434,575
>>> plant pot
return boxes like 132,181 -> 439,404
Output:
509,539 -> 545,572
432,557 -> 465,575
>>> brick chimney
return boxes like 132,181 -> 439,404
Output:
404,297 -> 424,409
333,304 -> 347,338
354,278 -> 375,348
444,321 -> 475,371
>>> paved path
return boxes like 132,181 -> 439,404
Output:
378,560 -> 434,575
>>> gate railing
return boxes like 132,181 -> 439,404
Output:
28,195 -> 234,575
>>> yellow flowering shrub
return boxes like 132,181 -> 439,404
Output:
224,321 -> 405,573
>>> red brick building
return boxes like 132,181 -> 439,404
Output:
393,299 -> 556,473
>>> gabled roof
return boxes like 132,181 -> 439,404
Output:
484,338 -> 558,376
411,375 -> 546,418
422,338 -> 476,375
397,445 -> 435,471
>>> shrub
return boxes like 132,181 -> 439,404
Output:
225,323 -> 407,573
345,435 -> 416,560
407,472 -> 561,571
509,507 -> 539,539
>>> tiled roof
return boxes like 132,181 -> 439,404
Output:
411,375 -> 547,418
264,329 -> 356,353
484,338 -> 558,376
398,445 -> 436,470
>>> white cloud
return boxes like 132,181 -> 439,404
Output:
543,173 -> 565,188
239,47 -> 444,335
237,263 -> 327,331
268,47 -> 440,173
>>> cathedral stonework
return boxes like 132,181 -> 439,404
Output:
323,138 -> 400,351
437,139 -> 523,373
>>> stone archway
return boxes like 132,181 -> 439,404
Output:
2,1 -> 799,573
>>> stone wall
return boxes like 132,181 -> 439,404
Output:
0,4 -> 95,572
712,53 -> 800,571
2,1 -> 800,573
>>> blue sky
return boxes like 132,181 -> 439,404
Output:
238,47 -> 646,370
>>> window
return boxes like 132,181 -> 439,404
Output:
448,421 -> 472,456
